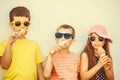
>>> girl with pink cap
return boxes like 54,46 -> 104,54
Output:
80,25 -> 114,80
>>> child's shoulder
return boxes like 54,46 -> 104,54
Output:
80,51 -> 88,58
0,39 -> 9,48
0,39 -> 8,44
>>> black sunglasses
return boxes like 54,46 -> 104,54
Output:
12,21 -> 30,27
55,32 -> 74,39
89,36 -> 105,42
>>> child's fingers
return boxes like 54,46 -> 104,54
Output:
8,32 -> 19,44
101,56 -> 110,64
12,32 -> 18,38
99,55 -> 109,66
49,45 -> 61,54
106,58 -> 112,63
55,45 -> 62,50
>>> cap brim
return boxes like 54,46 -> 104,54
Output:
97,33 -> 113,43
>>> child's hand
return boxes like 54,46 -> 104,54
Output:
8,29 -> 26,45
97,55 -> 109,68
104,57 -> 112,71
8,32 -> 18,45
49,45 -> 62,54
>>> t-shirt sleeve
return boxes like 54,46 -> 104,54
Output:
36,43 -> 44,64
0,40 -> 7,56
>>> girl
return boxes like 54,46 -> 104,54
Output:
80,25 -> 114,80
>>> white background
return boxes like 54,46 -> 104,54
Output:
0,0 -> 120,80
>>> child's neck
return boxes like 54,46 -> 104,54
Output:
59,48 -> 70,54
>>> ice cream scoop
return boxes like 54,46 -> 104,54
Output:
18,29 -> 25,36
50,50 -> 55,54
96,47 -> 106,57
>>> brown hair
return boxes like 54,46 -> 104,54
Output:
57,24 -> 75,38
9,6 -> 30,22
80,36 -> 111,79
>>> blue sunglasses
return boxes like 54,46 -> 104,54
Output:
55,32 -> 74,39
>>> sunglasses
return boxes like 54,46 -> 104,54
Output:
55,32 -> 74,39
89,36 -> 105,42
12,21 -> 30,27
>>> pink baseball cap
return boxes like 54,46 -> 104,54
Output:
88,25 -> 113,43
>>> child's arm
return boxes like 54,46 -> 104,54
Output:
0,33 -> 18,69
104,56 -> 114,80
97,47 -> 114,80
80,52 -> 108,80
37,63 -> 45,80
44,54 -> 53,78
43,45 -> 61,78
0,43 -> 12,69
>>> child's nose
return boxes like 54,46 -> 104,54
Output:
61,36 -> 65,40
95,38 -> 99,42
20,24 -> 25,27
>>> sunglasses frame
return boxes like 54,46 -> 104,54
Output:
11,21 -> 31,27
55,32 -> 74,39
89,36 -> 105,42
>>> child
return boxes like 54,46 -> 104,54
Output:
80,25 -> 114,80
44,24 -> 80,80
0,6 -> 44,80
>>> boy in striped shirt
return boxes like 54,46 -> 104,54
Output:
44,24 -> 80,80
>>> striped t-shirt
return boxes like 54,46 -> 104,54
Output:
50,52 -> 80,80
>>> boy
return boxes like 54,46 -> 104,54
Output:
0,6 -> 44,80
44,24 -> 80,80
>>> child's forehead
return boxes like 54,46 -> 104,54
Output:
57,28 -> 73,33
90,32 -> 100,37
13,16 -> 29,21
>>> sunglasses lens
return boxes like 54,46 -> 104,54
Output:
55,33 -> 62,38
89,36 -> 105,42
64,34 -> 72,39
15,21 -> 21,26
90,37 -> 95,41
55,33 -> 73,39
99,37 -> 104,41
89,37 -> 95,41
24,21 -> 30,26
14,21 -> 30,27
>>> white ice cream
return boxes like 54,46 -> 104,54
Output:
18,29 -> 25,36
